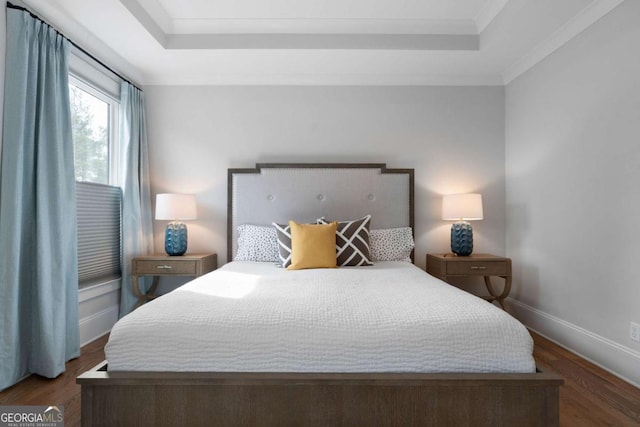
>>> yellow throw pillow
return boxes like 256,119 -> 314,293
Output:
287,220 -> 338,270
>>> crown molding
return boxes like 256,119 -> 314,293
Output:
22,0 -> 144,84
141,72 -> 504,87
475,0 -> 511,32
121,0 -> 171,32
502,0 -> 626,84
164,33 -> 478,50
122,0 -> 479,36
169,18 -> 477,35
120,0 -> 480,50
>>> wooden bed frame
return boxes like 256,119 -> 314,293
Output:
78,163 -> 562,426
78,362 -> 560,426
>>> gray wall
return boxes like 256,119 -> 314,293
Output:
505,0 -> 640,386
145,86 -> 506,280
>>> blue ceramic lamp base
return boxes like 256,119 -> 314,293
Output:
165,221 -> 188,256
450,221 -> 473,256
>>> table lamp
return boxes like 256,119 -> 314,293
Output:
442,193 -> 483,256
155,193 -> 197,256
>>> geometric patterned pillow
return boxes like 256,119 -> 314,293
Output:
272,222 -> 293,268
318,215 -> 373,267
234,224 -> 279,262
369,227 -> 414,262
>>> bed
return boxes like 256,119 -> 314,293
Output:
78,163 -> 562,426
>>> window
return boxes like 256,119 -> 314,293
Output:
69,75 -> 122,288
69,76 -> 118,184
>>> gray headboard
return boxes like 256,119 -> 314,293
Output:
227,163 -> 415,262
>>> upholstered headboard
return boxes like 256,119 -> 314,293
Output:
227,163 -> 414,261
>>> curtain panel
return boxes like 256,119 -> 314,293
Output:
119,82 -> 154,317
0,9 -> 79,390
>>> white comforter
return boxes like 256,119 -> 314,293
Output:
106,261 -> 535,373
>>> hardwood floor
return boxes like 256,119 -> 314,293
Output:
532,333 -> 640,426
1,332 -> 639,426
0,335 -> 108,427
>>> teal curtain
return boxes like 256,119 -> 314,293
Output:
0,9 -> 79,390
119,82 -> 153,317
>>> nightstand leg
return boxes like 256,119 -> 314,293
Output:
133,276 -> 160,309
148,276 -> 160,297
484,276 -> 511,310
132,274 -> 143,297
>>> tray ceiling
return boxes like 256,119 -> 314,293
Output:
22,0 -> 625,86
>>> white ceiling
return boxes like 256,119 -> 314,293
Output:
23,0 -> 625,86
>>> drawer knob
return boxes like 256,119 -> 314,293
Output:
470,266 -> 486,270
156,265 -> 173,269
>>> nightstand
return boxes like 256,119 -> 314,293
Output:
131,253 -> 217,308
426,253 -> 512,309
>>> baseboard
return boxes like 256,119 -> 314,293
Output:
508,297 -> 640,388
79,305 -> 118,347
78,279 -> 120,346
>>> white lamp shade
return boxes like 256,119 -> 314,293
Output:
155,193 -> 197,220
442,193 -> 483,220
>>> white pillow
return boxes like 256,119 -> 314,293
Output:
234,224 -> 279,262
370,227 -> 414,262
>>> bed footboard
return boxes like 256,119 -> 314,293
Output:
78,362 -> 561,426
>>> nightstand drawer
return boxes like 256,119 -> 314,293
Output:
134,260 -> 198,275
446,261 -> 508,276
426,253 -> 512,310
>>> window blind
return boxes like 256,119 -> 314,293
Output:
76,181 -> 122,287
